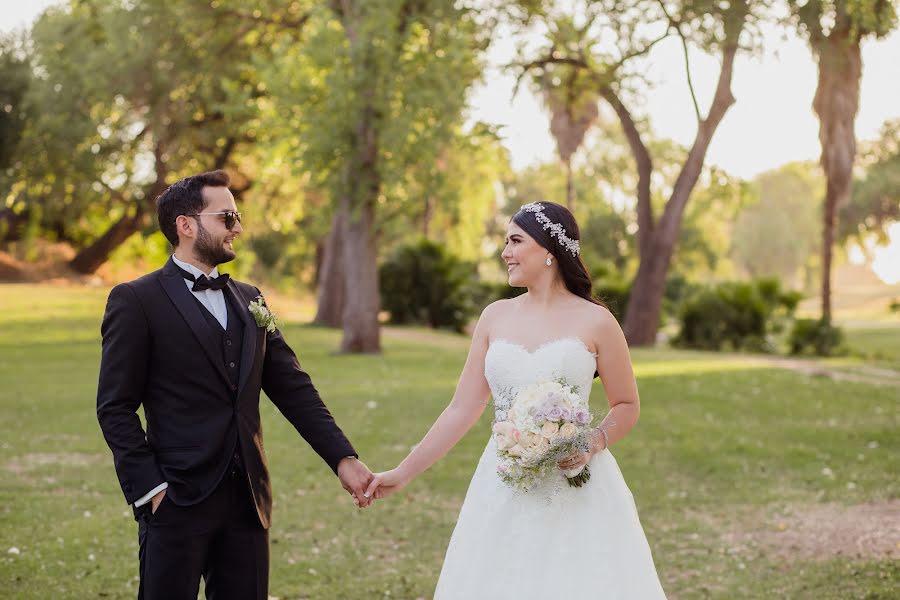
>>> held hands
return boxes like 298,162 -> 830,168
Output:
337,457 -> 376,508
363,468 -> 411,501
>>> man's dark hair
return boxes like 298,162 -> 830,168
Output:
156,170 -> 231,246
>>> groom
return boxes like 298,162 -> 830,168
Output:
96,169 -> 373,600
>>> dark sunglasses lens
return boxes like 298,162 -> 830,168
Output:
224,212 -> 240,229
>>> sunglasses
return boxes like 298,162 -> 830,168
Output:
186,210 -> 243,230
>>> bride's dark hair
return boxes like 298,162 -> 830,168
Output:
511,202 -> 602,306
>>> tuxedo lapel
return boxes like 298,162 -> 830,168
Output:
224,280 -> 260,396
158,258 -> 232,387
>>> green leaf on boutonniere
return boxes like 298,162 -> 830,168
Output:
248,295 -> 280,332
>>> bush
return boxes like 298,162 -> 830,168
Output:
379,239 -> 481,332
674,278 -> 801,352
595,280 -> 630,321
788,318 -> 845,357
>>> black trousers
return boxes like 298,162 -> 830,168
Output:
136,466 -> 268,600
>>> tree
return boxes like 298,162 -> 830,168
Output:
839,119 -> 900,245
789,0 -> 897,323
274,0 -> 487,352
7,0 -> 297,273
0,32 -> 32,243
528,14 -> 600,211
731,163 -> 822,284
517,0 -> 757,344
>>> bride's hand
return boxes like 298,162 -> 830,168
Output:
558,451 -> 590,472
364,468 -> 410,501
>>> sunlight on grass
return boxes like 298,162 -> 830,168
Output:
1,284 -> 897,599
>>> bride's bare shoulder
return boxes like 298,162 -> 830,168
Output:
475,296 -> 522,334
575,300 -> 619,332
480,296 -> 518,321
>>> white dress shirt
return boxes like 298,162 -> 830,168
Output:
133,255 -> 229,508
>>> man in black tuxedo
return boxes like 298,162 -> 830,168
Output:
97,170 -> 373,600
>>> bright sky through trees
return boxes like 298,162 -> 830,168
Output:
3,0 -> 898,282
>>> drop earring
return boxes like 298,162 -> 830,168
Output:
546,257 -> 553,266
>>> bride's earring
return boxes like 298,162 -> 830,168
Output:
546,257 -> 553,266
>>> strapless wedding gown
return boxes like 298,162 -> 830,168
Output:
433,337 -> 666,599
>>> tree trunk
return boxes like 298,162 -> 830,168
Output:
812,33 -> 861,324
601,87 -> 653,258
69,211 -> 146,274
564,157 -> 575,211
312,210 -> 347,327
0,206 -> 30,244
340,197 -> 381,353
69,142 -> 172,274
338,58 -> 381,353
621,45 -> 738,346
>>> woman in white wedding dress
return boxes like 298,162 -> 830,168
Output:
366,201 -> 666,599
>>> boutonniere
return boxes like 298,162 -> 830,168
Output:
248,295 -> 280,332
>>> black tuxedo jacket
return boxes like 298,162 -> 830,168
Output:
97,257 -> 356,528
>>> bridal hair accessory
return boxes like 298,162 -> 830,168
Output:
520,203 -> 581,257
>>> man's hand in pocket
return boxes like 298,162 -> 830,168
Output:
150,489 -> 166,514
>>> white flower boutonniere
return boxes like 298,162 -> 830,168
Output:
248,295 -> 280,332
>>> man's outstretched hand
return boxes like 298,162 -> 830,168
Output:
337,457 -> 375,508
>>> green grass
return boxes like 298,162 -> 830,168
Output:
1,284 -> 897,599
841,320 -> 900,371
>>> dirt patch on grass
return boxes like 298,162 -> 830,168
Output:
758,356 -> 900,386
5,452 -> 105,475
723,501 -> 900,561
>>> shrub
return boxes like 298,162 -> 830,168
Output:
674,278 -> 801,352
788,318 -> 845,357
595,280 -> 630,321
379,239 -> 480,332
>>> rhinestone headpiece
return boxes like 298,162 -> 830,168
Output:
519,202 -> 581,257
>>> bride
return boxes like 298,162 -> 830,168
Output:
365,201 -> 666,599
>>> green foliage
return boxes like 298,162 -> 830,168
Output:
0,33 -> 30,172
379,239 -> 481,332
840,119 -> 900,244
789,318 -> 846,357
595,279 -> 631,321
790,0 -> 897,42
674,278 -> 803,352
731,162 -> 822,283
7,0 -> 269,249
267,0 -> 488,209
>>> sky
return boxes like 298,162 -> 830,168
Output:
3,1 -> 899,282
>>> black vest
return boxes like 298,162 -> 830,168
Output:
191,292 -> 245,470
191,291 -> 244,394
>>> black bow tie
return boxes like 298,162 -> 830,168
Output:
175,265 -> 230,292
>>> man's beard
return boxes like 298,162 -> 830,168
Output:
194,221 -> 235,266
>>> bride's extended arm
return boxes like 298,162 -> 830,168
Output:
365,308 -> 494,500
591,308 -> 640,451
560,308 -> 640,472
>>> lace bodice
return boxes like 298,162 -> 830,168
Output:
484,337 -> 597,420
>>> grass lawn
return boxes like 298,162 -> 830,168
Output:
0,284 -> 897,599
841,320 -> 900,372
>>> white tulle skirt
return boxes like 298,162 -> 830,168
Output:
434,438 -> 667,599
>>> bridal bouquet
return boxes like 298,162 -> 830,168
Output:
492,378 -> 593,491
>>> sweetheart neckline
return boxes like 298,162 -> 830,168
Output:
488,336 -> 597,358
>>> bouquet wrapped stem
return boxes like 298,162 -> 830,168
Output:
564,465 -> 591,488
